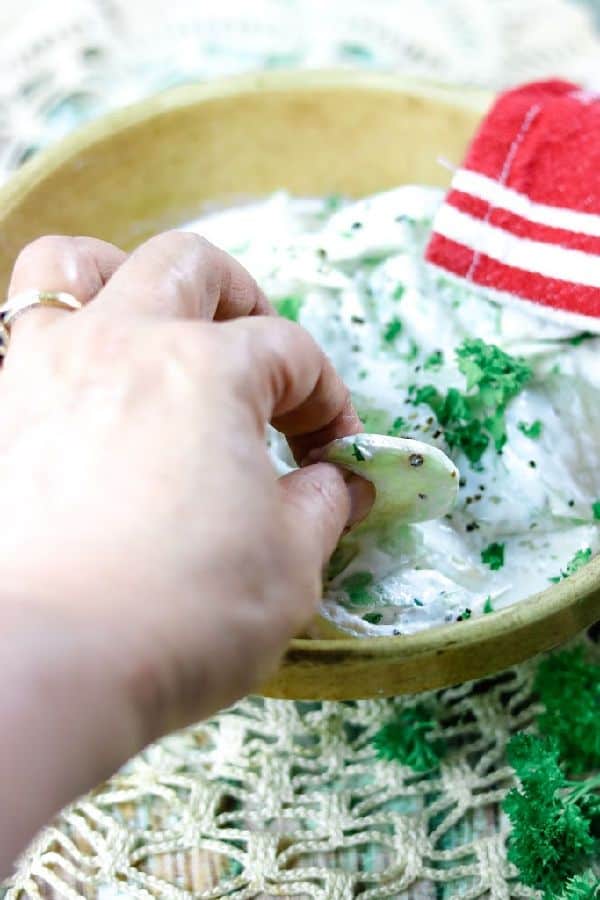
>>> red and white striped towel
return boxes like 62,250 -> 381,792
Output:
425,79 -> 600,333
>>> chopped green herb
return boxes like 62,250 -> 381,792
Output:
340,42 -> 373,61
362,611 -> 383,625
568,331 -> 595,347
342,570 -> 375,605
550,548 -> 592,583
372,704 -> 446,771
457,607 -> 472,621
352,442 -> 366,462
274,295 -> 303,322
592,501 -> 600,521
413,597 -> 424,607
457,338 -> 532,407
481,542 -> 505,570
383,317 -> 403,343
446,418 -> 490,463
362,254 -> 386,267
358,369 -> 368,381
414,339 -> 531,465
403,339 -> 420,363
324,193 -> 343,212
423,350 -> 444,371
392,284 -> 405,301
518,420 -> 543,439
387,416 -> 406,436
483,596 -> 494,614
484,407 -> 508,452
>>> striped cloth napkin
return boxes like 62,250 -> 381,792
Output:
426,79 -> 600,332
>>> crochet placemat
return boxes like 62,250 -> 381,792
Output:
1,3 -> 599,897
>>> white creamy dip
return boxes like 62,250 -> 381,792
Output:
188,187 -> 600,636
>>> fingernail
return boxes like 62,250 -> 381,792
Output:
343,472 -> 375,528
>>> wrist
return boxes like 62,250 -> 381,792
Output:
0,603 -> 146,875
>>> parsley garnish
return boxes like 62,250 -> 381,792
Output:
424,349 -> 444,371
342,571 -> 375,605
481,542 -> 505,570
403,338 -> 419,362
362,611 -> 382,625
392,284 -> 405,301
483,596 -> 494,614
556,873 -> 600,899
534,648 -> 600,774
568,331 -> 595,346
274,295 -> 303,322
592,501 -> 600,521
323,193 -> 343,212
549,548 -> 592,583
388,416 -> 406,436
503,733 -> 599,897
351,442 -> 366,462
383,317 -> 403,343
372,704 -> 446,771
413,339 -> 531,463
457,607 -> 472,621
518,420 -> 543,439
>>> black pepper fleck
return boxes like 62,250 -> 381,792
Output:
409,453 -> 424,467
568,499 -> 575,508
351,221 -> 363,229
529,460 -> 537,468
459,478 -> 467,487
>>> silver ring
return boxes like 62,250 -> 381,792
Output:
0,289 -> 82,357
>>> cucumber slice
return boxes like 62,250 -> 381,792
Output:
317,434 -> 459,534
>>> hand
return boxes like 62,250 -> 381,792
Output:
0,232 -> 369,873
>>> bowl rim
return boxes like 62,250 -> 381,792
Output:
0,68 -> 492,221
0,67 -> 597,682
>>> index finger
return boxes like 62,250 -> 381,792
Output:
221,316 -> 363,463
92,231 -> 273,320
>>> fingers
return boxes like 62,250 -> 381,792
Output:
6,236 -> 126,350
279,465 -> 375,572
92,231 -> 273,320
279,464 -> 351,575
221,316 -> 363,462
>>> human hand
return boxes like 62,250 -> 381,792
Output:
0,232 -> 369,871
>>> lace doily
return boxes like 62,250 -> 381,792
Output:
2,2 -> 600,897
0,0 -> 599,178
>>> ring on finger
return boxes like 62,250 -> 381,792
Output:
0,288 -> 82,357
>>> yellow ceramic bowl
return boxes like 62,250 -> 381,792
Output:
0,71 -> 598,699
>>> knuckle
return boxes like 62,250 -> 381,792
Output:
12,235 -> 75,277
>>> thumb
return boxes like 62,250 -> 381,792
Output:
279,463 -> 374,570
